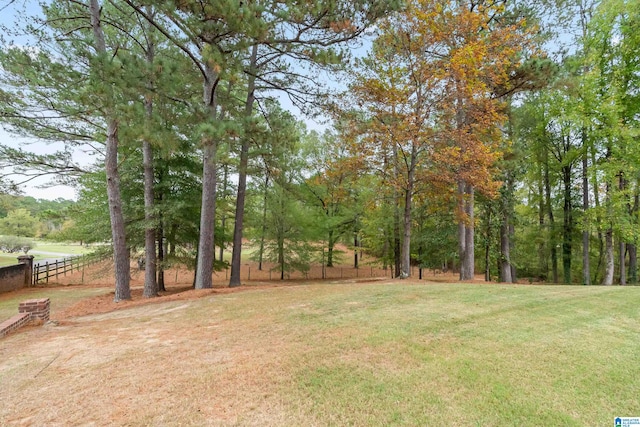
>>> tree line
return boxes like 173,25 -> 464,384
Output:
0,0 -> 638,300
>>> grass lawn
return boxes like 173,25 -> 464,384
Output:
0,241 -> 92,267
1,281 -> 639,425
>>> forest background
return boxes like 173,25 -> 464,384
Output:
0,0 -> 638,301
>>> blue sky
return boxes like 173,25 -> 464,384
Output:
0,1 -> 83,200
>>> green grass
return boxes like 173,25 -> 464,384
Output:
33,242 -> 92,255
272,284 -> 640,425
2,281 -> 639,425
0,241 -> 93,266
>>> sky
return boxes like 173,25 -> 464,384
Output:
0,0 -> 336,202
0,1 -> 81,200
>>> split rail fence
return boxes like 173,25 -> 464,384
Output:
32,252 -> 110,284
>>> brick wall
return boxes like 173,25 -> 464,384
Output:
0,264 -> 26,293
0,298 -> 50,338
19,298 -> 51,322
0,313 -> 31,338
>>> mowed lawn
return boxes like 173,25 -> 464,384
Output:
1,282 -> 639,425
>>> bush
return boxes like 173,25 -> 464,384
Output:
0,235 -> 36,254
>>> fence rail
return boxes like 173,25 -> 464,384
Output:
33,253 -> 110,284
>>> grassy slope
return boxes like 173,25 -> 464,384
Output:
1,282 -> 639,425
277,284 -> 640,426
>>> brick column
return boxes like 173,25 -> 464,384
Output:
17,255 -> 34,286
19,298 -> 50,322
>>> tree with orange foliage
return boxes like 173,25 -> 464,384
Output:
345,18 -> 439,278
345,0 -> 540,279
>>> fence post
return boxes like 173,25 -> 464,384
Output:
17,255 -> 35,286
46,262 -> 50,284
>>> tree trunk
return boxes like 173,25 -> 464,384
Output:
142,136 -> 157,297
229,44 -> 258,288
400,147 -> 417,279
603,227 -> 614,285
392,141 -> 401,278
354,232 -> 359,269
544,158 -> 558,283
628,243 -> 637,284
89,0 -> 130,301
459,182 -> 475,281
278,234 -> 285,280
157,168 -> 166,292
591,145 -> 603,285
538,171 -> 548,280
619,174 -> 626,286
500,220 -> 512,283
219,162 -> 229,263
194,62 -> 220,290
619,239 -> 626,286
327,230 -> 335,267
562,161 -> 573,284
581,134 -> 590,285
629,189 -> 639,284
484,206 -> 492,282
157,220 -> 165,292
142,29 -> 157,297
499,172 -> 513,283
105,120 -> 130,301
258,173 -> 269,271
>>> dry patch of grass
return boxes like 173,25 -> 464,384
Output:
1,281 -> 639,426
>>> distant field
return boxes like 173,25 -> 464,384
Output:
0,241 -> 93,267
1,281 -> 638,425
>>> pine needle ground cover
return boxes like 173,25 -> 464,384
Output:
1,282 -> 638,425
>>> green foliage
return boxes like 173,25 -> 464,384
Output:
0,235 -> 35,254
0,208 -> 38,237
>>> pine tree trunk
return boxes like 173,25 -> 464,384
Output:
106,120 -> 130,301
194,63 -> 220,290
229,45 -> 258,288
157,168 -> 165,292
142,135 -> 157,297
142,54 -> 157,297
219,163 -> 229,263
258,173 -> 268,271
89,0 -> 130,301
157,221 -> 165,292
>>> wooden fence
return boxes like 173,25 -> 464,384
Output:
33,253 -> 110,284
